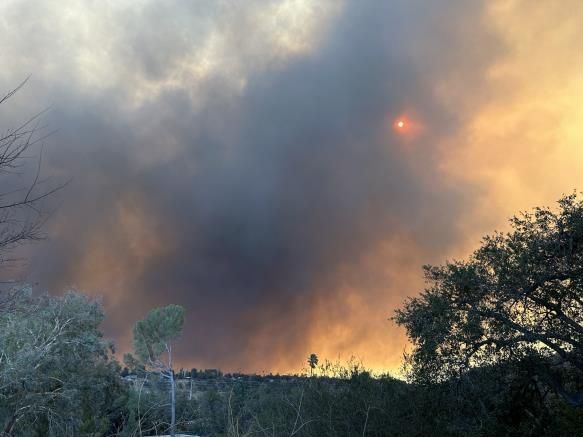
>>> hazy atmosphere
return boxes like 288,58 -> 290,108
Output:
1,0 -> 582,373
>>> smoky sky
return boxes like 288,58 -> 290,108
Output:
0,1 -> 503,371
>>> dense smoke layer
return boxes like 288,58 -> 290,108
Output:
1,0 -> 581,372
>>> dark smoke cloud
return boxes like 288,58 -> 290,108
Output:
0,1 -> 502,371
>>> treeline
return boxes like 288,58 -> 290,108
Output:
118,361 -> 583,436
121,366 -> 306,382
122,367 -> 224,380
0,288 -> 581,435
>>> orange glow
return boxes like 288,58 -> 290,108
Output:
393,116 -> 412,134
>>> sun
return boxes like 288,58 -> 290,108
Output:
393,116 -> 410,133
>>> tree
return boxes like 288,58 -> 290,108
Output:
130,304 -> 185,437
395,193 -> 583,407
0,291 -> 127,435
0,80 -> 63,312
308,353 -> 318,376
0,83 -> 119,435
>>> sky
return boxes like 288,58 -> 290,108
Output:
1,0 -> 583,373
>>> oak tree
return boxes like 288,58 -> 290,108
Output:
395,194 -> 583,407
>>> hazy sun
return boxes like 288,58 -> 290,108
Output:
393,117 -> 410,133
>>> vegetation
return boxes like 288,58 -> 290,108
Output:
109,359 -> 583,436
394,194 -> 583,406
127,304 -> 185,437
307,353 -> 318,376
0,290 -> 127,435
0,83 -> 125,436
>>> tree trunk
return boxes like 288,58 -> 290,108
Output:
167,342 -> 176,437
170,369 -> 176,437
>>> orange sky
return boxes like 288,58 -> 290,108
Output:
336,0 -> 583,374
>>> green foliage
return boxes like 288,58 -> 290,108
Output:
119,376 -> 202,436
51,355 -> 578,437
133,304 -> 185,366
205,364 -> 583,436
394,193 -> 583,406
129,304 -> 185,436
0,290 -> 128,436
123,352 -> 146,377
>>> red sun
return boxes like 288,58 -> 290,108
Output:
393,116 -> 410,133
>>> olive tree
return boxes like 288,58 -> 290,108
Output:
131,304 -> 185,437
395,194 -> 583,407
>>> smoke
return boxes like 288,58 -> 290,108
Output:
0,0 -> 506,371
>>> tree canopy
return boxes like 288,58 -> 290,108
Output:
0,290 -> 126,435
133,304 -> 185,368
395,193 -> 583,406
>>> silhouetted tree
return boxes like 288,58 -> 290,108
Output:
308,353 -> 318,376
0,79 -> 63,312
395,193 -> 583,407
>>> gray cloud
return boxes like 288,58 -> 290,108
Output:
0,0 -> 502,371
